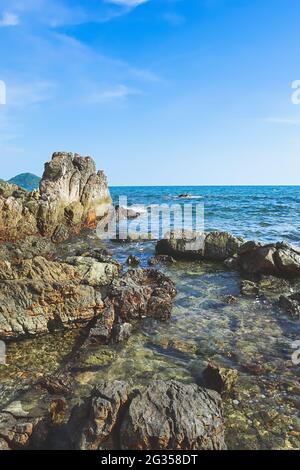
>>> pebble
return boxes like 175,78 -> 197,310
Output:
232,399 -> 240,406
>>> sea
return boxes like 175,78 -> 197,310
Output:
110,185 -> 300,245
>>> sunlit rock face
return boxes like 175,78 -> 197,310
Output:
0,152 -> 112,243
38,152 -> 111,238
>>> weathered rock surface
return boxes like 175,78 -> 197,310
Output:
66,380 -> 226,450
108,268 -> 177,322
0,405 -> 50,450
67,381 -> 129,450
156,231 -> 300,279
238,242 -> 300,278
0,255 -> 119,340
279,292 -> 300,319
240,275 -> 291,298
0,152 -> 111,243
73,268 -> 177,360
121,380 -> 226,450
156,230 -> 243,262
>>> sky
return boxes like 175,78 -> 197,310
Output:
0,0 -> 300,185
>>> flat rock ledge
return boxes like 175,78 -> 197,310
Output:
0,151 -> 111,243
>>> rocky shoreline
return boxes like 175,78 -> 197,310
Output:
0,153 -> 300,450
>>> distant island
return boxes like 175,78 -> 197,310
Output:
8,173 -> 41,191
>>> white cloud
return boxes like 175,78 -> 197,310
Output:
264,117 -> 300,127
105,0 -> 149,7
0,12 -> 20,27
86,84 -> 141,103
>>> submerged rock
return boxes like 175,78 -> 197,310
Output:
121,380 -> 226,450
0,152 -> 111,243
148,255 -> 176,266
202,363 -> 238,395
279,292 -> 300,319
240,280 -> 260,297
126,255 -> 140,266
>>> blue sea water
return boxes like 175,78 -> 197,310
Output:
110,186 -> 300,245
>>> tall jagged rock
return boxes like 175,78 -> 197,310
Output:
0,152 -> 111,242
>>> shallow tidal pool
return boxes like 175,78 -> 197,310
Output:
1,234 -> 300,450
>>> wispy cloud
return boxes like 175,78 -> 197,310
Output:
86,84 -> 141,104
7,80 -> 56,107
0,12 -> 19,27
264,117 -> 300,127
53,32 -> 161,84
105,0 -> 149,7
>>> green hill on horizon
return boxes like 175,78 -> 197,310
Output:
8,173 -> 41,191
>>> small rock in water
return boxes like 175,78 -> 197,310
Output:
113,322 -> 133,343
242,361 -> 266,376
240,280 -> 259,297
126,255 -> 140,266
148,255 -> 176,266
202,363 -> 238,395
223,295 -> 238,305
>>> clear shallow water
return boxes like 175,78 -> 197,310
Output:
110,186 -> 300,244
0,186 -> 300,450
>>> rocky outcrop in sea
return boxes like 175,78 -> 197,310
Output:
0,152 -> 111,243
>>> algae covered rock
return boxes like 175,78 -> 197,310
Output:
202,363 -> 238,395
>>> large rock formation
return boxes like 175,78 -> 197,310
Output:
68,381 -> 129,450
121,380 -> 226,450
0,255 -> 119,340
0,248 -> 176,340
67,380 -> 226,450
156,231 -> 300,279
156,230 -> 243,262
0,152 -> 111,243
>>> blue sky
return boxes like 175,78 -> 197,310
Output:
0,0 -> 300,185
